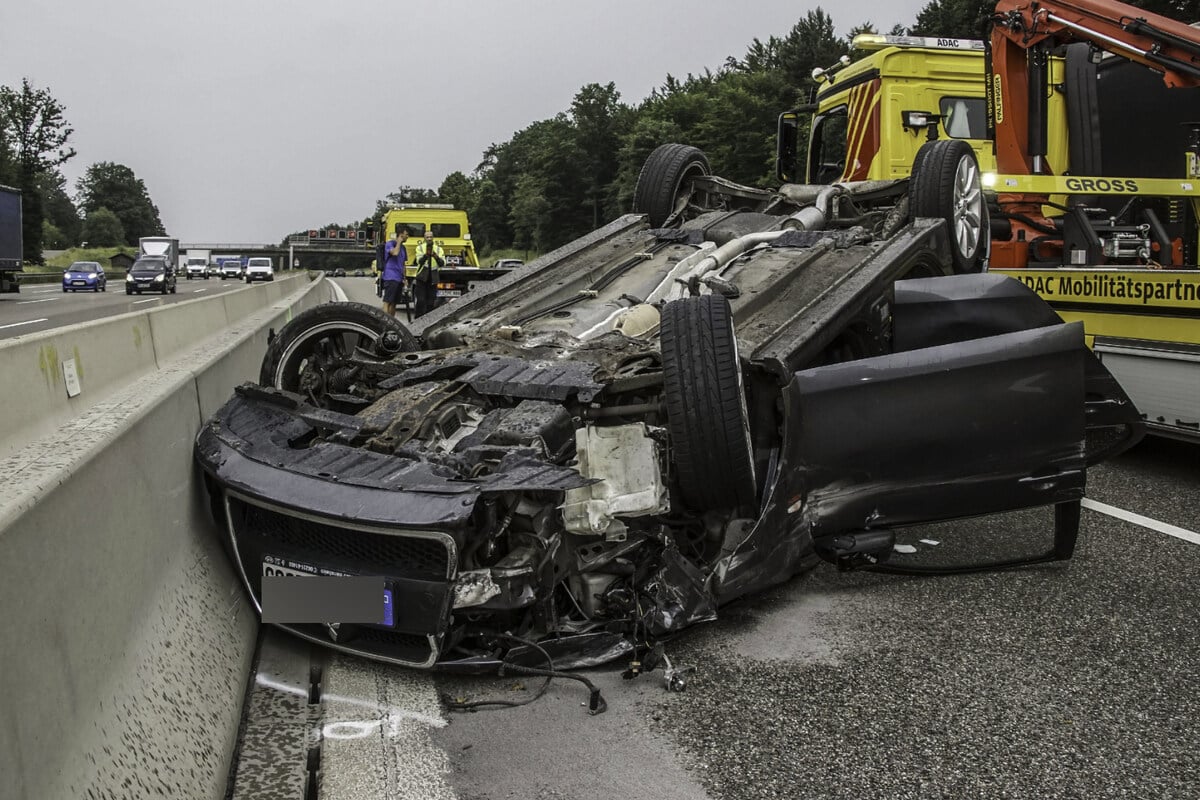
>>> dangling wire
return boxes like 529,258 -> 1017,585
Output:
440,632 -> 607,715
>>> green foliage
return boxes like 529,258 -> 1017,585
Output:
38,169 -> 81,245
76,162 -> 164,245
39,245 -> 137,271
80,206 -> 126,247
41,219 -> 68,249
438,171 -> 477,212
909,0 -> 994,38
470,179 -> 507,252
0,78 -> 76,263
385,185 -> 438,205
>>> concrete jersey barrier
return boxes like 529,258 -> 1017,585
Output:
0,272 -> 307,460
0,273 -> 338,799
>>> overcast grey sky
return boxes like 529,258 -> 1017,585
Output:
3,0 -> 926,244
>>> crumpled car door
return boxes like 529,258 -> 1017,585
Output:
787,274 -> 1140,572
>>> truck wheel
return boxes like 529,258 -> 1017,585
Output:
260,302 -> 418,394
660,294 -> 757,512
633,144 -> 711,228
909,139 -> 988,273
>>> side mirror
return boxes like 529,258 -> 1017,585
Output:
776,105 -> 815,184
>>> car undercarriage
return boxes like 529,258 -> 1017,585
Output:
197,152 -> 1143,677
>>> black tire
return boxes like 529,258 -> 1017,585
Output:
909,139 -> 989,273
259,301 -> 418,391
633,143 -> 711,228
94,284 -> 99,292
125,288 -> 132,295
62,287 -> 67,293
170,284 -> 176,294
660,294 -> 756,512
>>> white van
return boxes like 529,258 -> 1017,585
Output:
245,257 -> 274,283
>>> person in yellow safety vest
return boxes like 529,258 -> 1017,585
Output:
412,231 -> 446,316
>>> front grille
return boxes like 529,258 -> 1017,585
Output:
228,497 -> 451,581
225,495 -> 453,667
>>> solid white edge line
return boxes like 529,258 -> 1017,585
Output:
0,318 -> 49,330
1082,498 -> 1200,546
329,278 -> 348,302
131,298 -> 160,305
17,297 -> 57,304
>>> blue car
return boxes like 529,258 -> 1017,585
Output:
63,261 -> 107,292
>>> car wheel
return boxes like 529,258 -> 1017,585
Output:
62,287 -> 67,293
909,139 -> 989,273
259,302 -> 419,396
633,143 -> 712,228
170,284 -> 176,294
660,294 -> 757,512
101,283 -> 106,292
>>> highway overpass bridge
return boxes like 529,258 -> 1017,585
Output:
184,238 -> 379,270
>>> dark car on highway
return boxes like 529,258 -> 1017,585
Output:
196,143 -> 1144,676
62,261 -> 106,292
125,256 -> 176,295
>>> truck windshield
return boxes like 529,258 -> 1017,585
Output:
132,260 -> 165,271
430,223 -> 461,237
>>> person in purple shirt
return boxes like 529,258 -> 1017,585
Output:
380,226 -> 409,317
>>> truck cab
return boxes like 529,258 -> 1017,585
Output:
776,35 -> 1068,186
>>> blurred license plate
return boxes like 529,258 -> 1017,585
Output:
72,280 -> 86,285
137,283 -> 150,288
446,256 -> 462,265
262,558 -> 393,626
437,289 -> 461,297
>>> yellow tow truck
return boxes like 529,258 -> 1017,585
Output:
378,204 -> 521,307
777,15 -> 1200,442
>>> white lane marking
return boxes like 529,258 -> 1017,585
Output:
1082,498 -> 1200,546
17,297 -> 57,304
192,288 -> 209,293
132,298 -> 160,305
0,318 -> 49,330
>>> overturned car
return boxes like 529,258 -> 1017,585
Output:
196,142 -> 1143,671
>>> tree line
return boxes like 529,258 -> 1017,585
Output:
0,81 -> 164,263
344,0 -> 1194,256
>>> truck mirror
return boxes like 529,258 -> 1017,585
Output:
776,105 -> 814,184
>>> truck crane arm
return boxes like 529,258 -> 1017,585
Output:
992,0 -> 1200,86
989,0 -> 1199,176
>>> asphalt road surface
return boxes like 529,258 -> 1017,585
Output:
228,279 -> 1200,799
0,276 -> 268,340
